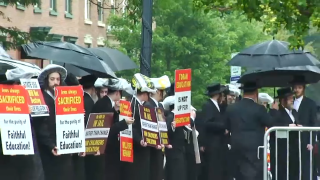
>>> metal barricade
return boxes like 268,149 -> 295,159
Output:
260,127 -> 320,180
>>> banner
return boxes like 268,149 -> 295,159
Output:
119,100 -> 133,162
139,105 -> 160,148
155,108 -> 169,145
230,52 -> 241,87
55,86 -> 85,154
85,113 -> 113,155
174,69 -> 192,127
20,78 -> 49,117
0,84 -> 34,155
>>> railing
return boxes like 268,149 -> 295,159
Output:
260,127 -> 320,180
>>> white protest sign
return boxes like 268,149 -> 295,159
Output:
230,52 -> 241,87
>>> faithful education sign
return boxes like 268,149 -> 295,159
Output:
139,105 -> 160,148
55,86 -> 85,154
0,84 -> 34,155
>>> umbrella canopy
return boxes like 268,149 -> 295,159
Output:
238,66 -> 320,87
227,40 -> 320,68
88,47 -> 138,71
54,62 -> 117,78
20,41 -> 115,78
0,57 -> 41,75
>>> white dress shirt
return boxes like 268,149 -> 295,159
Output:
284,107 -> 295,123
294,96 -> 303,111
210,98 -> 220,112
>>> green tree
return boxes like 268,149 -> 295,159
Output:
192,0 -> 320,49
0,0 -> 38,49
107,0 -> 272,108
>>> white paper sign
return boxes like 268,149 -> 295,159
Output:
56,114 -> 85,154
0,114 -> 34,155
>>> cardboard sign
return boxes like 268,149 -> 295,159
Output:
119,100 -> 133,162
139,105 -> 161,147
174,69 -> 192,127
0,84 -> 34,155
55,86 -> 85,154
85,113 -> 114,154
20,78 -> 49,117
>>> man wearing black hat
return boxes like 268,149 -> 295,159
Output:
201,83 -> 230,180
291,76 -> 318,180
270,87 -> 299,180
79,75 -> 98,124
224,82 -> 278,180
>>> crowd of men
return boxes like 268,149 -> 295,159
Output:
0,63 -> 319,180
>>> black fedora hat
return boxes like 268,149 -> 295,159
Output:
275,87 -> 294,98
239,82 -> 259,91
289,75 -> 307,85
65,73 -> 79,86
79,75 -> 97,88
205,83 -> 227,96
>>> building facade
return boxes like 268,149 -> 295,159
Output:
0,0 -> 121,67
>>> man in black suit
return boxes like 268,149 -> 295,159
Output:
270,87 -> 299,180
225,82 -> 278,180
292,76 -> 318,180
201,83 -> 229,180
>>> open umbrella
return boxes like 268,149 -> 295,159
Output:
88,47 -> 138,71
238,66 -> 320,87
21,41 -> 116,78
227,40 -> 320,68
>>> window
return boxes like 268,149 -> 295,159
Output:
50,0 -> 57,11
65,0 -> 73,18
85,43 -> 91,48
16,0 -> 25,10
50,0 -> 58,16
33,0 -> 42,13
97,1 -> 104,22
85,0 -> 91,20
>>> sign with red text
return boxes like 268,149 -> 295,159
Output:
155,108 -> 169,145
20,79 -> 49,117
139,105 -> 160,148
174,69 -> 192,127
0,85 -> 34,155
55,86 -> 85,154
119,100 -> 133,162
85,113 -> 113,155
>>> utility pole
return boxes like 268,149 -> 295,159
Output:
140,0 -> 153,77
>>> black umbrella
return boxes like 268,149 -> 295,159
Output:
227,40 -> 320,68
21,41 -> 116,78
88,47 -> 138,71
238,66 -> 320,87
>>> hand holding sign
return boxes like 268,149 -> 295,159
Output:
79,152 -> 86,157
125,117 -> 134,125
94,150 -> 101,156
52,147 -> 60,156
140,140 -> 147,147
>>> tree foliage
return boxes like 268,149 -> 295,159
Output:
192,0 -> 320,49
107,0 -> 272,108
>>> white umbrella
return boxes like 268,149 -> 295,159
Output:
0,57 -> 41,75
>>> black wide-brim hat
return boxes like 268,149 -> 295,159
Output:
79,74 -> 98,88
65,73 -> 80,86
0,74 -> 19,85
205,83 -> 227,96
239,82 -> 259,91
275,87 -> 294,98
289,75 -> 307,85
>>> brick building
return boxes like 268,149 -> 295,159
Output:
0,0 -> 121,67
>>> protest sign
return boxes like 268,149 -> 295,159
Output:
174,69 -> 192,127
0,84 -> 34,155
55,86 -> 85,154
155,108 -> 169,145
119,100 -> 133,162
20,78 -> 49,117
139,105 -> 160,148
85,113 -> 113,155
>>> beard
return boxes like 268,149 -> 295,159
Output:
286,103 -> 294,110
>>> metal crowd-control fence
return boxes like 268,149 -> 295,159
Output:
259,127 -> 320,180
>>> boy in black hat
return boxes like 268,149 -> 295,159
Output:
291,76 -> 317,180
224,82 -> 278,180
270,87 -> 299,180
201,83 -> 230,180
